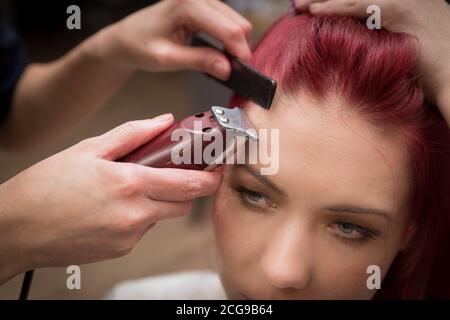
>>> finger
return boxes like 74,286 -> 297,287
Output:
294,0 -> 328,13
94,114 -> 174,161
160,43 -> 231,80
184,3 -> 252,61
309,0 -> 369,18
139,167 -> 223,202
207,0 -> 253,43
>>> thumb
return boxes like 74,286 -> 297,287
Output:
94,113 -> 174,160
165,44 -> 231,81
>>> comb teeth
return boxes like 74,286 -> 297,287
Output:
190,35 -> 277,110
226,58 -> 277,110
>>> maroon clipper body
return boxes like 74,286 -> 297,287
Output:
119,106 -> 258,170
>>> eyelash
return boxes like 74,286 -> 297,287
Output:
234,186 -> 379,243
329,222 -> 379,243
234,186 -> 277,211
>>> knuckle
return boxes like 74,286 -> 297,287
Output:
76,137 -> 97,151
226,25 -> 244,40
128,207 -> 149,229
148,44 -> 172,67
118,121 -> 140,136
114,169 -> 142,197
110,208 -> 146,233
148,44 -> 163,59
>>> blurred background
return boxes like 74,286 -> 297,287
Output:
0,0 -> 288,299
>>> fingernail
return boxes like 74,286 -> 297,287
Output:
153,113 -> 173,122
213,61 -> 229,81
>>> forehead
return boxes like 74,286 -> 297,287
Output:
242,94 -> 413,213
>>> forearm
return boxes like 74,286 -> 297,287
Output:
0,25 -> 133,152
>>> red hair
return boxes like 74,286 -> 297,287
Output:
232,13 -> 450,299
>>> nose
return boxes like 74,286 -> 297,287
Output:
259,219 -> 314,291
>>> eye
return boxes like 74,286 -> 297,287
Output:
329,221 -> 379,242
234,186 -> 276,210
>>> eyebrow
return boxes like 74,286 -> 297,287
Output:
237,165 -> 392,221
324,205 -> 392,222
237,164 -> 287,197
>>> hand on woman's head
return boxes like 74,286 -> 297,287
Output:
294,0 -> 450,124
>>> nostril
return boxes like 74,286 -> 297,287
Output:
195,113 -> 205,118
202,127 -> 212,133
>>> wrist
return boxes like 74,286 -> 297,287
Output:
0,183 -> 35,284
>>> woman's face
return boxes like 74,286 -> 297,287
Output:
212,94 -> 414,299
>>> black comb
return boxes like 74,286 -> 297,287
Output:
190,35 -> 277,110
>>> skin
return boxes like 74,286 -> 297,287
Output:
294,0 -> 450,127
0,0 -> 250,284
212,94 -> 415,299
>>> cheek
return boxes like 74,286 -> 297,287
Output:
211,182 -> 252,298
211,178 -> 266,285
212,182 -> 247,262
315,241 -> 399,298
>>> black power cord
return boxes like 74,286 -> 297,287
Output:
19,270 -> 34,300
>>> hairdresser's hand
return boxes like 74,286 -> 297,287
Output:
0,113 -> 221,284
93,0 -> 252,81
295,0 -> 450,125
